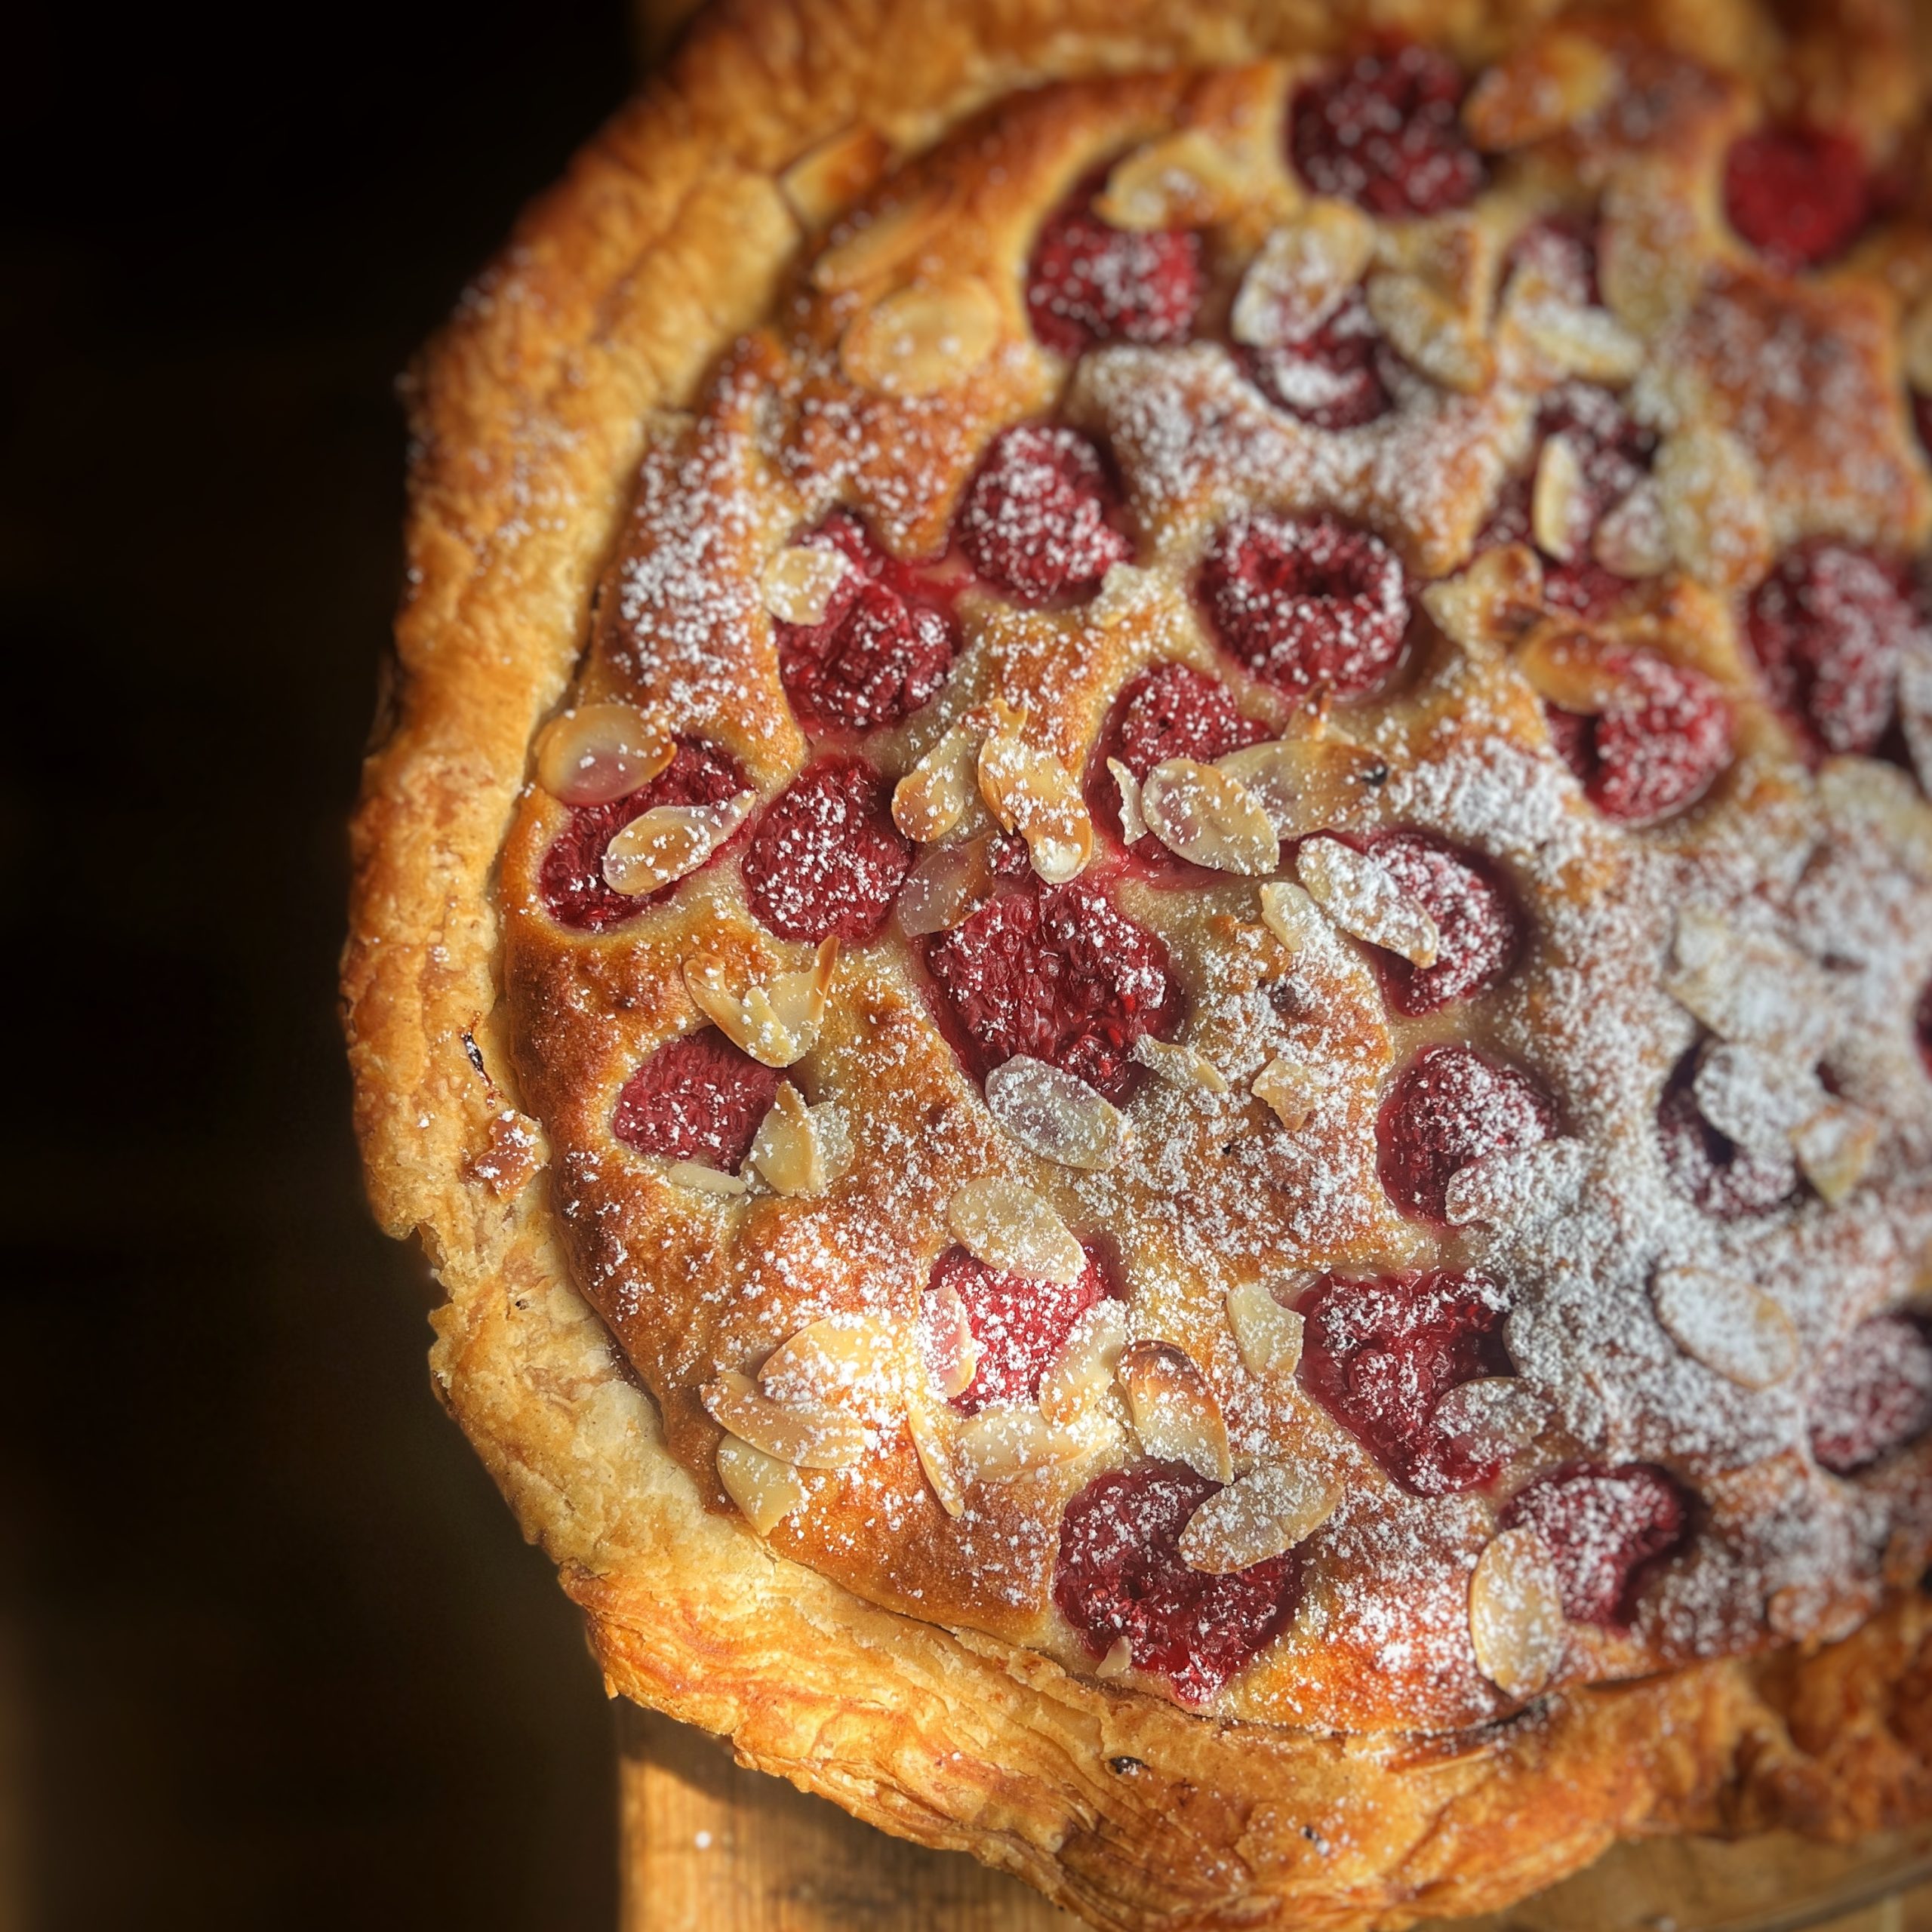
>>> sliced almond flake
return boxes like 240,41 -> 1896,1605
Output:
1257,880 -> 1325,953
1366,270 -> 1493,394
1469,1527 -> 1566,1700
1107,758 -> 1148,844
1420,545 -> 1545,660
536,703 -> 674,807
1038,1301 -> 1130,1426
1131,1034 -> 1230,1095
761,543 -> 854,628
1180,1460 -> 1339,1574
1692,1044 -> 1819,1158
667,1160 -> 750,1196
1817,755 -> 1932,883
1463,32 -> 1618,148
749,1083 -> 834,1196
758,1313 -> 900,1410
954,1406 -> 1087,1483
1903,292 -> 1932,394
1531,432 -> 1589,564
1651,1266 -> 1799,1392
1655,426 -> 1773,595
1664,909 -> 1835,1060
602,791 -> 757,897
920,1279 -> 982,1400
1215,731 -> 1392,838
1225,1281 -> 1306,1378
1097,128 -> 1262,230
1297,835 -> 1440,966
1592,480 -> 1671,579
1432,1378 -> 1547,1462
812,189 -> 949,291
985,1057 -> 1126,1172
779,123 -> 891,232
702,1370 -> 868,1469
905,1398 -> 965,1517
1230,202 -> 1376,346
1140,758 -> 1281,874
893,718 -> 982,843
1094,1636 -> 1134,1678
839,276 -> 1001,397
1515,291 -> 1644,386
1442,1137 -> 1590,1229
715,1435 -> 809,1536
1117,1340 -> 1232,1483
978,730 -> 1093,884
1252,1056 -> 1316,1131
947,1177 -> 1084,1285
1792,1102 -> 1880,1206
685,937 -> 840,1069
895,836 -> 995,937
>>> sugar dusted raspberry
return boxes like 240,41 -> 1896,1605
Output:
540,740 -> 750,933
955,424 -> 1134,606
1201,515 -> 1408,701
1366,832 -> 1523,1014
1089,661 -> 1270,846
1747,543 -> 1918,757
1723,128 -> 1871,274
1378,1044 -> 1557,1223
1025,198 -> 1203,358
1808,1314 -> 1932,1475
1053,1463 -> 1304,1705
1297,1271 -> 1513,1495
776,515 -> 959,734
741,757 -> 912,943
1500,1463 -> 1689,1628
1290,45 -> 1484,219
611,1030 -> 780,1172
929,1244 -> 1106,1414
1244,287 -> 1394,432
1656,1053 -> 1797,1220
1549,652 -> 1734,826
918,872 -> 1183,1103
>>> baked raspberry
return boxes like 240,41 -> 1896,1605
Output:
918,872 -> 1183,1103
775,515 -> 959,734
929,1244 -> 1106,1414
1546,653 -> 1734,825
1201,515 -> 1408,701
955,424 -> 1134,606
1290,45 -> 1484,219
1378,1044 -> 1557,1224
1723,128 -> 1871,274
1366,832 -> 1522,1014
540,739 -> 750,933
1808,1314 -> 1932,1475
741,757 -> 912,944
1500,1463 -> 1689,1628
611,1030 -> 780,1172
1088,661 -> 1270,846
1297,1271 -> 1513,1495
1656,1051 -> 1797,1220
1244,287 -> 1394,432
1025,197 -> 1203,358
1746,543 -> 1918,757
1053,1463 -> 1304,1706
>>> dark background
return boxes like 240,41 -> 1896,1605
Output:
1,2 -> 646,1924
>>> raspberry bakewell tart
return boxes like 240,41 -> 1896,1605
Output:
345,0 -> 1932,1923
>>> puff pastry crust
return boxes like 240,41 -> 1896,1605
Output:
345,0 -> 1932,1922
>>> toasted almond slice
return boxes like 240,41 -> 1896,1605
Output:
813,189 -> 949,291
1664,909 -> 1834,1060
947,1177 -> 1084,1285
1141,758 -> 1281,874
894,718 -> 983,843
1180,1460 -> 1339,1573
1297,835 -> 1440,966
1131,1035 -> 1230,1095
1817,757 -> 1932,883
1038,1300 -> 1130,1426
685,937 -> 839,1069
1420,545 -> 1545,660
1469,1527 -> 1566,1700
667,1160 -> 750,1195
1655,426 -> 1773,595
1225,1280 -> 1307,1378
1108,758 -> 1148,844
895,836 -> 995,937
1442,1137 -> 1589,1229
1463,32 -> 1618,148
762,543 -> 854,627
701,1370 -> 868,1468
840,277 -> 1001,397
1691,1044 -> 1819,1157
1257,879 -> 1325,953
1117,1340 -> 1232,1482
603,791 -> 757,896
1531,432 -> 1589,564
1904,293 -> 1932,395
780,124 -> 891,232
919,1278 -> 982,1400
1252,1055 -> 1316,1131
955,1406 -> 1088,1482
1096,128 -> 1264,231
1513,622 -> 1629,714
1095,1635 -> 1134,1678
1432,1377 -> 1546,1461
1366,270 -> 1493,394
985,1057 -> 1127,1173
1231,202 -> 1377,346
1651,1265 -> 1799,1391
1215,731 -> 1392,839
758,1313 -> 900,1410
750,1083 -> 830,1197
1592,480 -> 1671,579
906,1397 -> 965,1517
1514,288 -> 1644,386
979,731 -> 1093,884
536,703 -> 675,807
715,1435 -> 810,1535
1791,1102 -> 1880,1206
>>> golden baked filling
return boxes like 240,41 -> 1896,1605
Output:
346,2 -> 1932,1922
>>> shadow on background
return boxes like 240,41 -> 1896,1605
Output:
0,1 -> 642,1924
